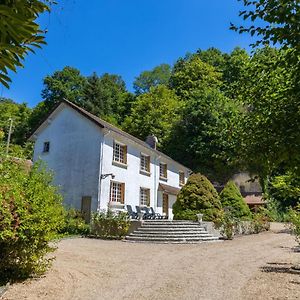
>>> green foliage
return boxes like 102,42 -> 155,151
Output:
90,210 -> 130,239
166,88 -> 240,181
59,208 -> 90,236
218,210 -> 236,239
0,97 -> 32,145
173,173 -> 222,221
289,205 -> 300,245
0,149 -> 65,284
170,55 -> 222,99
0,0 -> 51,88
123,85 -> 182,148
133,63 -> 172,95
232,0 -> 300,52
220,181 -> 252,219
270,172 -> 300,210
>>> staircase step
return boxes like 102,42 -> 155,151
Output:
129,233 -> 212,238
125,236 -> 219,242
136,229 -> 207,234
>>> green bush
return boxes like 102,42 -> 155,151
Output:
251,209 -> 270,233
220,181 -> 252,220
0,157 -> 65,284
59,208 -> 90,236
289,205 -> 300,245
173,173 -> 222,221
90,210 -> 130,239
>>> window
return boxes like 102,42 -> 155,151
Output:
43,141 -> 50,153
110,181 -> 125,203
179,171 -> 185,185
159,163 -> 167,179
140,188 -> 150,206
113,141 -> 127,164
140,154 -> 150,173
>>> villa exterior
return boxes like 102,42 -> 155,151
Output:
29,100 -> 191,221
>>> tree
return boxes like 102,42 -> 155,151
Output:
169,55 -> 222,99
133,64 -> 172,95
166,88 -> 240,182
231,0 -> 300,52
123,85 -> 182,149
235,47 -> 299,184
220,181 -> 252,219
0,98 -> 31,145
173,173 -> 222,221
0,0 -> 51,88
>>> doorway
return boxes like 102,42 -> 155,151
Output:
162,193 -> 169,218
81,196 -> 92,223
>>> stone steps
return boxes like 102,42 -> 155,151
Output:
125,220 -> 219,244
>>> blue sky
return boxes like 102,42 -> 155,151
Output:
1,0 -> 255,107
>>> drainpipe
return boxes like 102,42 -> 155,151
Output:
154,155 -> 161,211
97,130 -> 111,212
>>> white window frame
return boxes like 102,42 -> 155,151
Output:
179,171 -> 185,185
159,163 -> 167,179
113,141 -> 127,164
110,181 -> 124,204
140,187 -> 150,207
140,153 -> 150,173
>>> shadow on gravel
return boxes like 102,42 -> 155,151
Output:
261,262 -> 300,275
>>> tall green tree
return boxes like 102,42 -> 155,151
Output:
166,88 -> 240,182
133,64 -> 171,95
0,0 -> 51,88
123,85 -> 182,149
0,98 -> 31,145
169,55 -> 222,99
83,72 -> 133,125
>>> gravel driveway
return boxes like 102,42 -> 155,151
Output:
2,223 -> 300,300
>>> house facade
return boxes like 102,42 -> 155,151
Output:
29,100 -> 191,221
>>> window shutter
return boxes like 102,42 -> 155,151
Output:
121,183 -> 125,204
109,181 -> 113,202
123,145 -> 127,164
147,156 -> 150,172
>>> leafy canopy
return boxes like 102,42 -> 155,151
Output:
0,0 -> 51,88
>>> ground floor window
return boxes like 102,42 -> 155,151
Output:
110,181 -> 125,203
140,188 -> 150,206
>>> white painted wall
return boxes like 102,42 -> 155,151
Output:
32,104 -> 190,219
33,104 -> 103,211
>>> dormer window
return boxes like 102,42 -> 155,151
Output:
43,142 -> 50,153
159,163 -> 167,179
113,141 -> 127,165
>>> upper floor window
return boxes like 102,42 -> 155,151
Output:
110,181 -> 125,204
159,163 -> 167,179
140,154 -> 150,173
113,141 -> 127,164
43,141 -> 50,153
140,188 -> 150,206
179,171 -> 185,185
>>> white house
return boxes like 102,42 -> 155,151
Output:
29,99 -> 191,221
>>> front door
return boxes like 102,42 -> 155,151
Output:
162,193 -> 169,218
81,196 -> 92,223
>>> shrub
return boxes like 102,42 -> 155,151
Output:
59,208 -> 90,236
218,209 -> 236,239
90,210 -> 130,239
0,157 -> 65,284
173,173 -> 222,221
220,181 -> 252,220
289,205 -> 300,245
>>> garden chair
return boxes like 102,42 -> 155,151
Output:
126,205 -> 138,219
150,207 -> 164,219
143,207 -> 156,219
136,206 -> 152,219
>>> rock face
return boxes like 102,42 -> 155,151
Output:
125,220 -> 220,243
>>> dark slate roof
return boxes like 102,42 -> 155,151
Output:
30,99 -> 191,172
158,183 -> 181,195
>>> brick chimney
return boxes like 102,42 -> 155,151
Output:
145,135 -> 158,150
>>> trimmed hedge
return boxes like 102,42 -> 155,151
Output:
90,210 -> 130,239
220,181 -> 252,220
173,173 -> 222,221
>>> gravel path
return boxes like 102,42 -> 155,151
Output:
2,223 -> 300,300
